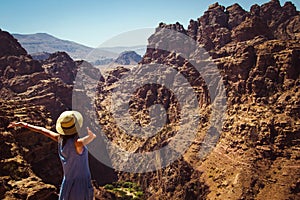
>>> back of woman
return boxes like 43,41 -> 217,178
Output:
8,110 -> 96,200
58,134 -> 94,200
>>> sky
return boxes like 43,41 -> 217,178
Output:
0,0 -> 299,48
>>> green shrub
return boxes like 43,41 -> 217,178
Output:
103,181 -> 144,199
135,191 -> 144,197
103,184 -> 114,190
123,181 -> 134,188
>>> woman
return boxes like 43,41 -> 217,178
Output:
8,110 -> 96,200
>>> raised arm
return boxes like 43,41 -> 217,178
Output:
77,127 -> 97,146
8,122 -> 59,142
74,127 -> 96,154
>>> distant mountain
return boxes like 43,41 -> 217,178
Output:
12,33 -> 147,63
98,46 -> 146,57
114,51 -> 142,65
31,52 -> 51,61
12,33 -> 118,62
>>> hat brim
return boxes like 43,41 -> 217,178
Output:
56,111 -> 83,135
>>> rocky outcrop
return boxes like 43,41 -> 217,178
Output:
110,1 -> 299,199
180,0 -> 300,51
42,51 -> 77,84
0,30 -> 116,199
0,99 -> 59,200
114,51 -> 142,65
0,29 -> 27,57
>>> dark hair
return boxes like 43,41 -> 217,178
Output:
61,133 -> 78,147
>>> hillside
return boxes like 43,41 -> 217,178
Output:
13,33 -> 118,62
13,33 -> 145,63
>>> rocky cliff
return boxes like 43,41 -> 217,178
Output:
0,0 -> 300,199
98,0 -> 300,199
0,29 -> 116,199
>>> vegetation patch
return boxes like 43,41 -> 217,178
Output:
103,181 -> 144,199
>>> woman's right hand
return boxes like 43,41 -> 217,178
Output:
8,122 -> 26,128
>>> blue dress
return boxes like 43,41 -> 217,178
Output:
58,137 -> 94,200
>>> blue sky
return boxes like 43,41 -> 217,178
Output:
0,0 -> 299,47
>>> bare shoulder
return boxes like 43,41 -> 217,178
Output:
74,138 -> 84,154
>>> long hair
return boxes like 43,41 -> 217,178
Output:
61,133 -> 78,148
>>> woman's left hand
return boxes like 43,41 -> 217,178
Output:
87,127 -> 96,139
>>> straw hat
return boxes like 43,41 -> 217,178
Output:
56,111 -> 83,135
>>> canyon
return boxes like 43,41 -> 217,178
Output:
0,0 -> 299,199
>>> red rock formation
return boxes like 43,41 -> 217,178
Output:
119,1 -> 299,199
0,30 -> 116,199
0,29 -> 27,57
1,0 -> 300,199
43,51 -> 77,84
181,0 -> 300,51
